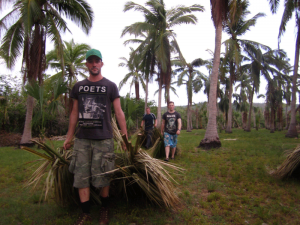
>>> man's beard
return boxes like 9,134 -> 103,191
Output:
89,68 -> 100,76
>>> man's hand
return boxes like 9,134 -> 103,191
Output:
64,140 -> 71,150
176,130 -> 181,135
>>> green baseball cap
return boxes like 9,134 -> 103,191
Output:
86,49 -> 102,60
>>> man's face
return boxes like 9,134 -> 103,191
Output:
86,56 -> 103,76
146,108 -> 150,114
168,103 -> 175,111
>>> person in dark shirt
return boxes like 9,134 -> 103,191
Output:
64,49 -> 127,225
141,107 -> 157,149
161,101 -> 182,161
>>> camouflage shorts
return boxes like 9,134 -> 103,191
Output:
69,138 -> 115,189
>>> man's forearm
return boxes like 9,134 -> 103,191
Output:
177,119 -> 182,130
116,111 -> 127,138
161,123 -> 164,133
66,110 -> 78,141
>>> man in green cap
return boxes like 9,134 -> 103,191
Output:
64,49 -> 128,225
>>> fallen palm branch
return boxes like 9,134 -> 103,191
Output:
271,144 -> 300,179
21,118 -> 184,208
21,140 -> 101,206
111,119 -> 185,208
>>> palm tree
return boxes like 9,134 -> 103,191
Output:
223,0 -> 265,133
199,0 -> 229,149
173,57 -> 207,132
154,81 -> 179,104
119,47 -> 146,101
46,39 -> 90,115
268,0 -> 299,137
243,48 -> 290,132
122,0 -> 204,127
0,0 -> 93,145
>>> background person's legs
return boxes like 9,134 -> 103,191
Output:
171,147 -> 176,159
165,146 -> 170,160
145,129 -> 153,148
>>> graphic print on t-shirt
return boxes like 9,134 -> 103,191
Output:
77,85 -> 107,129
166,116 -> 176,133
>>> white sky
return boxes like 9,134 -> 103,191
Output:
0,0 -> 296,107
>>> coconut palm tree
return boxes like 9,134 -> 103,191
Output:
46,39 -> 90,115
268,0 -> 299,137
223,0 -> 265,133
119,47 -> 146,101
122,0 -> 204,127
173,57 -> 207,132
154,81 -> 179,104
199,0 -> 229,149
0,0 -> 93,145
243,48 -> 290,132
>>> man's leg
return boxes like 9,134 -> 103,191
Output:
100,186 -> 109,198
72,139 -> 92,224
146,129 -> 153,148
170,134 -> 178,159
78,187 -> 91,215
79,187 -> 90,202
165,146 -> 170,160
171,147 -> 176,159
92,139 -> 114,225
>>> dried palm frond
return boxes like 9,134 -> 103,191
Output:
108,120 -> 185,208
271,144 -> 300,179
22,118 -> 184,208
21,140 -> 101,206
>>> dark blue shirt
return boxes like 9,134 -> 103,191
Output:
142,113 -> 156,130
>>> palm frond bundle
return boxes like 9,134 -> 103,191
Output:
271,144 -> 300,179
21,118 -> 184,208
21,140 -> 101,206
111,119 -> 184,208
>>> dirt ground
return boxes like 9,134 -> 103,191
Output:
0,131 -> 22,147
0,131 -> 66,147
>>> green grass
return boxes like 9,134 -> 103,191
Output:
1,129 -> 300,224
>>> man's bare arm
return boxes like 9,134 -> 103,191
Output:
64,99 -> 79,150
161,119 -> 165,134
113,98 -> 128,138
176,118 -> 182,135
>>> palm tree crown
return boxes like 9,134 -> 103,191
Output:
0,0 -> 93,144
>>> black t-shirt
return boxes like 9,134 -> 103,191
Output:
142,113 -> 156,130
70,78 -> 120,139
162,111 -> 181,135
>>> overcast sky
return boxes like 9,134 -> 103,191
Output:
0,0 -> 296,106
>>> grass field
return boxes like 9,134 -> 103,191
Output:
1,129 -> 300,224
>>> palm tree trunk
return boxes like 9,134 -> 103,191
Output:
187,102 -> 192,132
225,62 -> 234,133
245,85 -> 254,132
277,105 -> 283,131
286,25 -> 300,137
145,78 -> 149,112
135,81 -> 140,100
242,111 -> 247,129
264,109 -> 270,129
157,79 -> 162,129
199,22 -> 222,149
270,107 -> 275,133
20,95 -> 35,145
285,103 -> 289,130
